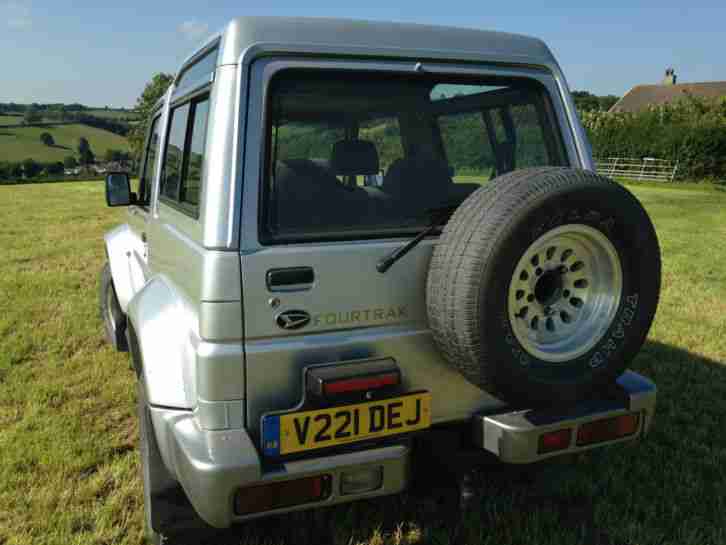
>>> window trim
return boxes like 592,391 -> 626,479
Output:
159,92 -> 211,220
257,66 -> 572,246
136,111 -> 162,210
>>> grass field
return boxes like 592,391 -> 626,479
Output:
0,124 -> 129,163
0,181 -> 725,545
0,115 -> 24,124
85,109 -> 138,121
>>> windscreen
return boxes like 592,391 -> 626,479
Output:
262,70 -> 567,243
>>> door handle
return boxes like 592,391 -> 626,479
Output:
267,267 -> 314,292
141,232 -> 147,243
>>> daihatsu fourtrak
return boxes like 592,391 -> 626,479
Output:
100,16 -> 660,543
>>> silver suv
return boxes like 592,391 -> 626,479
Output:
100,17 -> 660,543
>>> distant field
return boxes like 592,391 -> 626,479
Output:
85,109 -> 138,121
0,115 -> 24,124
0,181 -> 725,544
0,123 -> 129,162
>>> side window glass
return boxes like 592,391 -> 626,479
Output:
137,115 -> 161,206
159,95 -> 210,217
160,103 -> 190,202
180,98 -> 210,208
177,47 -> 218,89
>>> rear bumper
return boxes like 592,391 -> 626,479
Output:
153,407 -> 410,528
155,370 -> 654,526
472,370 -> 656,463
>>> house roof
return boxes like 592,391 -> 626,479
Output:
610,81 -> 726,113
181,16 -> 556,72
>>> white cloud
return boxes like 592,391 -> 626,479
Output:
3,0 -> 31,29
178,20 -> 209,41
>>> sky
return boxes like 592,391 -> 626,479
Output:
1,0 -> 725,108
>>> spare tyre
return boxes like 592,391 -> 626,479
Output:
426,167 -> 660,404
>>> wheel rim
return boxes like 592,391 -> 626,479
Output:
105,284 -> 117,332
507,224 -> 623,363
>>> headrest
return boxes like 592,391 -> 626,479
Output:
330,139 -> 380,176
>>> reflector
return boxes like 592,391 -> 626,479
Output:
577,413 -> 640,446
234,475 -> 330,515
538,428 -> 572,454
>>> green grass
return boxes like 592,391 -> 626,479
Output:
0,124 -> 129,163
0,181 -> 725,544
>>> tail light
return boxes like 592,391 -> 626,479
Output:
538,428 -> 572,454
577,413 -> 640,446
306,359 -> 401,402
323,372 -> 399,395
234,475 -> 331,515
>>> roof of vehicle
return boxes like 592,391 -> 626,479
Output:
183,16 -> 556,71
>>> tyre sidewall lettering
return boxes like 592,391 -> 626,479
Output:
484,188 -> 650,390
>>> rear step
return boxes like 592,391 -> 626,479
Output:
472,371 -> 656,464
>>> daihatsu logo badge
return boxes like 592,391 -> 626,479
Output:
276,310 -> 311,330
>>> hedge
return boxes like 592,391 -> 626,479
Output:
581,95 -> 726,180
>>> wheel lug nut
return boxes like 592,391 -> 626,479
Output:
563,289 -> 570,298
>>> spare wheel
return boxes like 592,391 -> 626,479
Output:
426,167 -> 661,404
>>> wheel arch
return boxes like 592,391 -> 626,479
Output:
126,275 -> 198,410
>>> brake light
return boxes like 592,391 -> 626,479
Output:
538,428 -> 572,454
234,475 -> 331,515
323,372 -> 400,395
576,413 -> 640,446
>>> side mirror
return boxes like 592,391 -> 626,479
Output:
105,172 -> 132,207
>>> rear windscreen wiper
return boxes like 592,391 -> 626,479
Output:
377,204 -> 460,274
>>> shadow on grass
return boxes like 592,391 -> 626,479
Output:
169,339 -> 726,545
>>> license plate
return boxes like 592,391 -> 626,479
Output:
261,392 -> 431,456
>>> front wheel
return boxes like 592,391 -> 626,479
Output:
99,262 -> 127,351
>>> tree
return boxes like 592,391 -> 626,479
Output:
23,107 -> 42,124
572,91 -> 621,114
40,132 -> 55,146
64,156 -> 78,169
78,137 -> 95,165
128,72 -> 173,158
23,158 -> 41,178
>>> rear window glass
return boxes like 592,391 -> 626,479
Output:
262,70 -> 567,243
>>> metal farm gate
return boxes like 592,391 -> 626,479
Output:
595,157 -> 679,182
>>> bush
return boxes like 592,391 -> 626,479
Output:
40,132 -> 55,146
582,95 -> 726,180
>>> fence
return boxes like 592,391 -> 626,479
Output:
595,157 -> 679,182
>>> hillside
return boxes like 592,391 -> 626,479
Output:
0,123 -> 129,163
